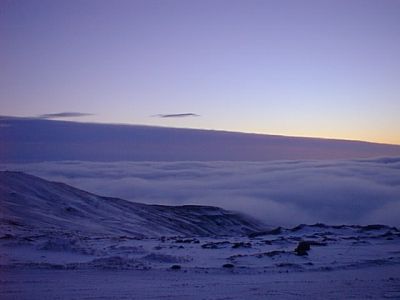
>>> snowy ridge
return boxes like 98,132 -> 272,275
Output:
0,171 -> 266,237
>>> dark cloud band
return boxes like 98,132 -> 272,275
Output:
155,113 -> 200,118
38,112 -> 93,119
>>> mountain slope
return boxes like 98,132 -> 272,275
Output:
0,171 -> 266,237
1,117 -> 399,162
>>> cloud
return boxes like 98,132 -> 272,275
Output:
154,113 -> 200,118
1,118 -> 399,163
2,158 -> 400,226
38,112 -> 93,119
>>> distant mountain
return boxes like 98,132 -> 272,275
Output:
0,116 -> 399,162
0,171 -> 266,237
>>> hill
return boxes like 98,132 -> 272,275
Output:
0,171 -> 265,237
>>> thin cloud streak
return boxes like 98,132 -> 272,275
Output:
154,113 -> 200,118
38,112 -> 93,119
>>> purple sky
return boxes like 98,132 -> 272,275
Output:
1,0 -> 399,144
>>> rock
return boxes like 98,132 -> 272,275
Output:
248,227 -> 282,238
201,241 -> 230,249
175,238 -> 200,244
232,242 -> 252,249
291,224 -> 306,232
361,224 -> 387,231
295,241 -> 311,256
170,264 -> 181,270
222,263 -> 234,268
310,223 -> 328,228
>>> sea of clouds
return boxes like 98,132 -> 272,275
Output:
2,157 -> 400,226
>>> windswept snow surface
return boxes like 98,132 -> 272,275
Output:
1,171 -> 400,299
2,266 -> 400,300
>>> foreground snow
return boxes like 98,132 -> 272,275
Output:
1,223 -> 400,299
1,265 -> 400,300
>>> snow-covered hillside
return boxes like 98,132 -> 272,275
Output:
0,171 -> 265,237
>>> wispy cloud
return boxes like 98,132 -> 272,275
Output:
154,113 -> 200,118
38,112 -> 93,119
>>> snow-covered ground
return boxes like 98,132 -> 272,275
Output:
2,265 -> 400,300
2,221 -> 400,299
2,223 -> 400,272
1,171 -> 400,299
1,226 -> 400,299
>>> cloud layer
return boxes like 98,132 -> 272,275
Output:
1,117 -> 399,163
2,158 -> 400,226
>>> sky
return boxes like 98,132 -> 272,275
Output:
1,0 -> 400,144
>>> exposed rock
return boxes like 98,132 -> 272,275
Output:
295,241 -> 311,256
291,224 -> 306,231
248,227 -> 282,238
170,264 -> 181,270
361,224 -> 387,231
175,238 -> 200,244
232,242 -> 252,249
201,241 -> 230,249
